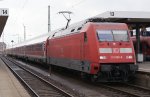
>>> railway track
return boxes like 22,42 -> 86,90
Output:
99,83 -> 150,97
2,56 -> 150,97
0,56 -> 74,97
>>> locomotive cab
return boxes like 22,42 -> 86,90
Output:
97,30 -> 134,63
86,23 -> 138,82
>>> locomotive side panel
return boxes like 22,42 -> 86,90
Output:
47,33 -> 92,72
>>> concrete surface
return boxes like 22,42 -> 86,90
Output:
0,58 -> 31,97
138,62 -> 150,72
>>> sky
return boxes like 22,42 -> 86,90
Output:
0,0 -> 150,47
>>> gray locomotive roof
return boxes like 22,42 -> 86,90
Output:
10,20 -> 87,49
11,19 -> 122,49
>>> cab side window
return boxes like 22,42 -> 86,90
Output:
84,32 -> 87,42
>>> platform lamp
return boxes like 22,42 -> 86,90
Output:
11,40 -> 14,48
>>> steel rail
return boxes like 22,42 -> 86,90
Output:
125,83 -> 150,90
99,82 -> 150,97
1,56 -> 40,97
99,84 -> 140,97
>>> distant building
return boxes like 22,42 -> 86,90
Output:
0,42 -> 6,54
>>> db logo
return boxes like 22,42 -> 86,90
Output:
113,48 -> 120,53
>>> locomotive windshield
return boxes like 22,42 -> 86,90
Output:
97,30 -> 113,41
97,30 -> 129,42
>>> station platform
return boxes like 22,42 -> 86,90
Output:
0,58 -> 31,97
138,62 -> 150,72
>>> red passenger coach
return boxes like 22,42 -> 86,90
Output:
6,18 -> 138,82
7,33 -> 49,63
131,33 -> 150,61
46,20 -> 138,82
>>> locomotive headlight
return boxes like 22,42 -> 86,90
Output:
126,55 -> 133,59
100,56 -> 107,59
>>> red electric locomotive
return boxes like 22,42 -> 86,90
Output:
6,18 -> 138,82
45,19 -> 138,82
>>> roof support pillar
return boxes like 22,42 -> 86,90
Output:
136,24 -> 141,62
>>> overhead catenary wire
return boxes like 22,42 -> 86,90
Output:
67,0 -> 88,10
22,0 -> 28,9
13,0 -> 29,24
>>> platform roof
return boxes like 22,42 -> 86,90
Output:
91,11 -> 150,28
0,8 -> 9,37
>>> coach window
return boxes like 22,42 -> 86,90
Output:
40,44 -> 43,50
31,45 -> 33,50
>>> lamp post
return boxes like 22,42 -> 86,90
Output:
48,5 -> 51,32
11,40 -> 14,48
11,34 -> 20,43
11,40 -> 14,55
